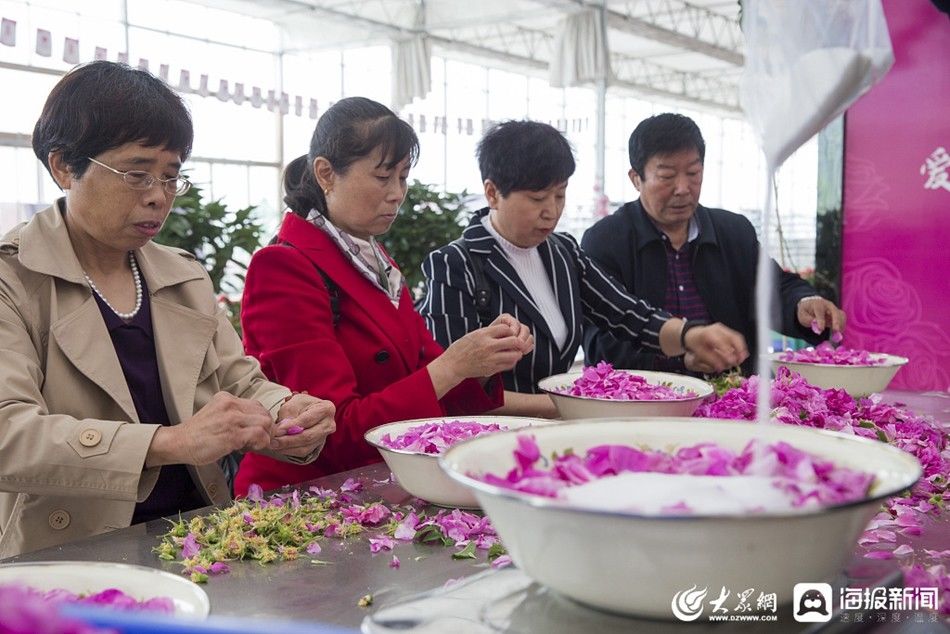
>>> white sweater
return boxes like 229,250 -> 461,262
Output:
482,212 -> 568,349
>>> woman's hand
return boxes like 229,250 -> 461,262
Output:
490,313 -> 534,351
427,314 -> 533,398
444,318 -> 533,379
682,323 -> 749,374
146,392 -> 274,467
271,394 -> 336,459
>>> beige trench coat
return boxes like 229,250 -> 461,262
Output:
0,201 -> 297,557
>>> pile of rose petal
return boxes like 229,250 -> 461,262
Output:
380,420 -> 507,454
695,366 -> 950,615
478,435 -> 872,511
557,361 -> 697,400
32,588 -> 174,614
155,477 -> 509,583
0,584 -> 168,634
780,341 -> 885,366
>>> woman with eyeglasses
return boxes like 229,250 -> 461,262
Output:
0,61 -> 336,557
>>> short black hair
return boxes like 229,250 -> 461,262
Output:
32,61 -> 193,180
284,96 -> 419,217
628,113 -> 705,178
477,120 -> 575,197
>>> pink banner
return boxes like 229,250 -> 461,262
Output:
842,0 -> 950,391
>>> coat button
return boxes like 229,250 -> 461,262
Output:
79,428 -> 102,447
374,350 -> 390,363
49,509 -> 70,530
208,483 -> 219,497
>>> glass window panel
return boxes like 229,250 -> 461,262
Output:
342,46 -> 391,105
248,165 -> 280,232
127,0 -> 280,51
283,51 -> 342,109
185,94 -> 279,163
487,69 -> 527,120
413,129 -> 445,191
0,68 -> 59,134
527,77 -> 564,124
127,27 -> 277,90
210,163 -> 249,211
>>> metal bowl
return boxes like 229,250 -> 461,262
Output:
771,352 -> 908,396
440,418 -> 920,618
537,369 -> 713,419
365,415 -> 556,508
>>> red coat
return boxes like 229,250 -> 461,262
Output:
234,213 -> 502,495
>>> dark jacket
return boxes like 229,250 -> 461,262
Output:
581,200 -> 821,375
421,207 -> 670,393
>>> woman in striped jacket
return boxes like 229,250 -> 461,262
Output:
420,121 -> 748,417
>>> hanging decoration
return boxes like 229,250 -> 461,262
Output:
1,17 -> 597,132
35,28 -> 51,56
62,36 -> 78,63
1,18 -> 16,46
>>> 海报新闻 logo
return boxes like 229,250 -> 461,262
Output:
793,583 -> 833,623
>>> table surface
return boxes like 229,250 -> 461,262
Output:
5,390 -> 949,633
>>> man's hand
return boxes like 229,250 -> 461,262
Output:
797,296 -> 846,335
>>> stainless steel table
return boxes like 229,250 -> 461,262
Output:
6,390 -> 949,632
7,463 -> 463,628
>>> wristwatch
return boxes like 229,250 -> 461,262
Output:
680,319 -> 709,352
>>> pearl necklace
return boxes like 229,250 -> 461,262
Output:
83,252 -> 143,320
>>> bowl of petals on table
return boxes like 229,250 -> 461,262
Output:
771,342 -> 908,397
439,418 -> 921,619
365,416 -> 556,508
537,362 -> 713,419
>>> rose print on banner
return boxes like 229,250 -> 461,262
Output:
842,258 -> 950,391
887,324 -> 950,390
843,158 -> 891,233
842,258 -> 921,332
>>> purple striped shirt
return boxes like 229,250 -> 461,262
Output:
652,233 -> 710,373
660,234 -> 710,322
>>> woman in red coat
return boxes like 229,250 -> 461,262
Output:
235,97 -> 533,495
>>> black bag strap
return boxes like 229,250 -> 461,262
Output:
278,241 -> 340,328
458,239 -> 493,327
315,267 -> 341,328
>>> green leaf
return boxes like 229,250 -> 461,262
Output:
487,543 -> 507,560
451,542 -> 477,559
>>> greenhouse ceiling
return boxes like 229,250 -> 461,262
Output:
191,0 -> 745,113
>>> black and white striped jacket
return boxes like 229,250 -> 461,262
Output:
420,208 -> 672,394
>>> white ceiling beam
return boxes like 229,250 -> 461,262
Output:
535,0 -> 743,65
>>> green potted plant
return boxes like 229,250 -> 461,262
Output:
155,183 -> 265,334
380,180 -> 470,299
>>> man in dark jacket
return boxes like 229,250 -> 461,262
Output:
581,113 -> 845,375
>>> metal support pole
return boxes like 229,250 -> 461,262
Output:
593,0 -> 608,216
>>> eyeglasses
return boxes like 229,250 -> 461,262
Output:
86,157 -> 191,196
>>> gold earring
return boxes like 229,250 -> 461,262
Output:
323,188 -> 331,196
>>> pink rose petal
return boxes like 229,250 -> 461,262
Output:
893,544 -> 914,557
491,555 -> 513,569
